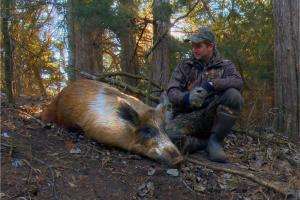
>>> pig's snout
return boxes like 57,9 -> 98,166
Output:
155,144 -> 184,166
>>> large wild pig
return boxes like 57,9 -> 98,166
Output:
41,79 -> 183,166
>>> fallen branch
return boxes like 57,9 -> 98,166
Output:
13,141 -> 60,200
0,142 -> 15,157
0,142 -> 16,149
22,159 -> 42,174
30,155 -> 60,200
8,108 -> 45,127
181,178 -> 202,196
187,156 -> 299,199
232,129 -> 298,147
96,71 -> 162,90
80,71 -> 160,103
277,152 -> 300,169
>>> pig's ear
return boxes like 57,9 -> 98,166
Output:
155,92 -> 170,114
155,103 -> 165,113
117,101 -> 140,126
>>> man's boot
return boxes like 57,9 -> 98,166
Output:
206,105 -> 238,163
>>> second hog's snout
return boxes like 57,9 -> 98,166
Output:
41,79 -> 183,166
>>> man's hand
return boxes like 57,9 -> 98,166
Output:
189,87 -> 208,108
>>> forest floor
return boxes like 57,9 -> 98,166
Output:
1,96 -> 300,200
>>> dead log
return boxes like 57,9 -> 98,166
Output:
80,71 -> 160,103
95,71 -> 162,90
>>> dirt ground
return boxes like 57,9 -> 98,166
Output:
1,97 -> 300,200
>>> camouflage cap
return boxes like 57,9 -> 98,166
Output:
186,26 -> 216,43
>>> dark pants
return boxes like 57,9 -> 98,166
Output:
165,88 -> 243,148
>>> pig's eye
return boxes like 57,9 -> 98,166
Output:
138,126 -> 158,142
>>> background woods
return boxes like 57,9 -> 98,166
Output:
1,0 -> 299,139
1,1 -> 300,199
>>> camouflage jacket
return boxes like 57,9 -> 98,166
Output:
166,54 -> 243,109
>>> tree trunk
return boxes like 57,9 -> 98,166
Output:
273,0 -> 300,139
119,0 -> 139,86
14,64 -> 22,97
32,67 -> 47,97
67,0 -> 104,81
119,32 -> 139,86
73,27 -> 104,78
66,0 -> 76,82
2,0 -> 14,104
152,0 -> 171,91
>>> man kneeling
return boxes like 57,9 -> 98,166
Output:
165,26 -> 243,163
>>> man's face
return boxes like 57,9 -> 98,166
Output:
192,42 -> 214,60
